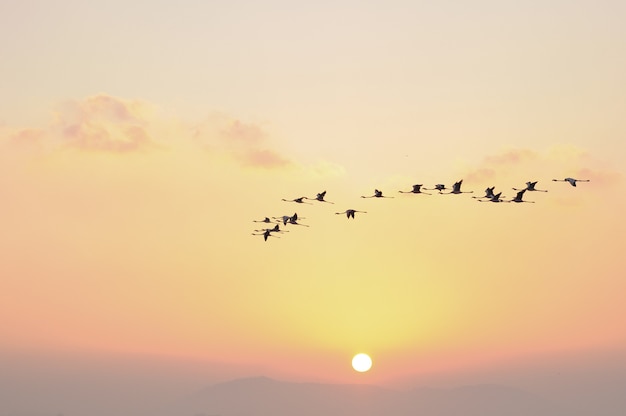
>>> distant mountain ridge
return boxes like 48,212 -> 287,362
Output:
167,375 -> 566,416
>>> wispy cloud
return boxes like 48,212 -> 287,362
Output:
53,95 -> 156,153
483,149 -> 538,166
462,146 -> 621,189
8,128 -> 46,148
194,113 -> 295,170
0,95 -> 348,177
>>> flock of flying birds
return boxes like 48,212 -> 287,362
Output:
252,177 -> 590,241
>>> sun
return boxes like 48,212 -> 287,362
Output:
351,353 -> 372,372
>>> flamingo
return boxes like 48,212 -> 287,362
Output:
361,189 -> 393,198
310,190 -> 334,204
273,215 -> 291,226
253,217 -> 272,223
272,213 -> 306,225
552,177 -> 590,187
251,229 -> 280,241
253,224 -> 289,233
472,186 -> 496,199
442,180 -> 473,195
287,216 -> 309,227
282,196 -> 312,204
335,209 -> 367,219
398,184 -> 431,195
508,189 -> 535,203
478,191 -> 506,203
513,181 -> 548,192
424,184 -> 447,193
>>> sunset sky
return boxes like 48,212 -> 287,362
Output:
2,0 -> 626,413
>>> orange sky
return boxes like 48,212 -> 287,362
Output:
1,0 -> 626,391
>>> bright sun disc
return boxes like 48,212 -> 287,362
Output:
352,353 -> 372,372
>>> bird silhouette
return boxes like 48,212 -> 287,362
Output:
310,190 -> 334,204
399,184 -> 431,195
442,180 -> 473,194
253,224 -> 289,233
513,181 -> 548,192
253,217 -> 272,223
251,229 -> 280,241
361,189 -> 393,198
273,215 -> 291,226
273,213 -> 305,225
335,209 -> 367,219
287,216 -> 309,227
478,191 -> 506,203
282,196 -> 312,204
508,189 -> 535,203
552,177 -> 590,187
424,184 -> 447,193
473,186 -> 496,199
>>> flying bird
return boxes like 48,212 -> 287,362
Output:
424,184 -> 447,193
253,217 -> 272,223
361,189 -> 393,198
513,181 -> 548,192
508,189 -> 535,203
273,215 -> 291,226
310,190 -> 334,203
287,216 -> 310,227
478,191 -> 506,203
398,184 -> 431,195
335,209 -> 367,219
253,224 -> 289,233
282,196 -> 312,204
273,213 -> 306,225
473,186 -> 496,199
552,177 -> 590,187
442,180 -> 473,194
251,229 -> 280,241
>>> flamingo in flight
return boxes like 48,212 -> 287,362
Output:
478,191 -> 506,203
282,196 -> 312,204
287,216 -> 309,227
251,229 -> 280,241
508,189 -> 535,203
361,189 -> 393,198
442,180 -> 473,195
398,184 -> 431,195
335,209 -> 367,219
274,215 -> 291,226
552,177 -> 590,187
473,186 -> 496,199
310,190 -> 334,204
424,184 -> 447,193
253,217 -> 272,223
273,213 -> 306,225
253,224 -> 289,233
513,181 -> 548,192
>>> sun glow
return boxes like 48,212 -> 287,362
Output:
351,353 -> 372,372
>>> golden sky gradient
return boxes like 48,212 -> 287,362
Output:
1,0 -> 626,390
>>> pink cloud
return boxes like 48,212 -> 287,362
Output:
573,167 -> 622,187
194,114 -> 294,170
240,149 -> 293,169
55,94 -> 155,153
465,167 -> 496,184
483,149 -> 538,165
8,128 -> 46,148
461,147 -> 622,192
220,120 -> 265,144
461,148 -> 537,185
61,123 -> 151,153
3,95 -> 294,167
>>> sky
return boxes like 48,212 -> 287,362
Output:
1,0 -> 626,414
